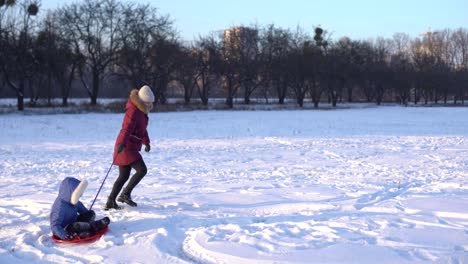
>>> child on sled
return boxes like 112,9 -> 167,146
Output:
50,177 -> 110,241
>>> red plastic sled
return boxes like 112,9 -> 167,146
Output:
52,227 -> 109,244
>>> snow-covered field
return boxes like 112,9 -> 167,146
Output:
0,106 -> 467,263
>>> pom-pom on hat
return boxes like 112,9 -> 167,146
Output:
138,85 -> 155,103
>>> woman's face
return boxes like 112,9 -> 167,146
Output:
144,102 -> 153,111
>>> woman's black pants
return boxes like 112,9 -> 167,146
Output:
108,159 -> 147,200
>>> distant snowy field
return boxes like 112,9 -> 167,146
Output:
0,106 -> 467,263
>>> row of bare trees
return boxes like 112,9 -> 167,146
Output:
1,0 -> 468,111
1,0 -> 176,109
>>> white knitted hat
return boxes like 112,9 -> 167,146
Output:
138,85 -> 155,103
70,179 -> 88,205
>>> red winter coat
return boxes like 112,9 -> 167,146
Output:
113,89 -> 151,166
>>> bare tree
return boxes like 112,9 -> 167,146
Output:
261,24 -> 290,104
411,39 -> 430,104
315,27 -> 350,107
305,27 -> 329,107
287,26 -> 311,107
389,53 -> 413,105
414,30 -> 453,104
34,14 -> 55,106
452,28 -> 468,104
116,3 -> 171,88
330,37 -> 356,105
59,0 -> 123,105
148,36 -> 180,104
222,27 -> 244,108
432,30 -> 453,104
0,0 -> 40,110
0,0 -> 16,96
175,45 -> 197,104
234,25 -> 264,104
369,38 -> 391,105
194,34 -> 221,106
33,12 -> 78,106
389,33 -> 413,105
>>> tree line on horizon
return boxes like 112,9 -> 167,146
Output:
1,0 -> 467,111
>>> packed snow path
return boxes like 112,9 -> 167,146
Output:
1,106 -> 467,263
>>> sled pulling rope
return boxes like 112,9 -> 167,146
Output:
89,153 -> 119,210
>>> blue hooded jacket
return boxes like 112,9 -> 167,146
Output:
50,177 -> 88,239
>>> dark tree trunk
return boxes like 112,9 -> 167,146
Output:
91,70 -> 99,105
18,80 -> 25,111
226,97 -> 233,108
297,96 -> 304,107
347,84 -> 353,102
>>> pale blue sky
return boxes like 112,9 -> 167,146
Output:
42,0 -> 468,41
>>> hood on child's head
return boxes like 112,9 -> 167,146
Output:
58,177 -> 88,205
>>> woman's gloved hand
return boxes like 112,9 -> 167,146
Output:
117,144 -> 125,153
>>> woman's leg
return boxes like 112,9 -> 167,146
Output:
105,165 -> 132,210
118,159 -> 147,207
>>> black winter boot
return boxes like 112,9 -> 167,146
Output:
67,222 -> 91,233
91,217 -> 110,232
117,193 -> 137,207
78,210 -> 96,222
78,231 -> 92,238
104,198 -> 123,210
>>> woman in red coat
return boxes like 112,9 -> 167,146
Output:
105,85 -> 154,210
